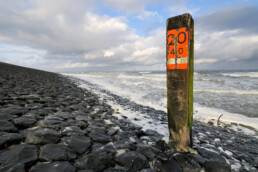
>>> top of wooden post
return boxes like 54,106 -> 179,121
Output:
167,13 -> 193,31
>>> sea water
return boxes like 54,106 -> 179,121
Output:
64,70 -> 258,133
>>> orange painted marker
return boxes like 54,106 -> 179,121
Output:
167,27 -> 189,70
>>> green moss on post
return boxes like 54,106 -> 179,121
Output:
166,13 -> 194,151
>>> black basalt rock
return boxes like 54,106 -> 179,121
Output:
0,120 -> 17,132
0,163 -> 25,172
64,136 -> 91,154
136,143 -> 161,160
61,126 -> 84,136
74,151 -> 112,172
89,131 -> 112,143
39,144 -> 76,161
0,132 -> 24,148
12,116 -> 37,128
0,144 -> 38,170
197,147 -> 227,163
31,161 -> 76,172
203,160 -> 231,172
116,151 -> 149,172
24,128 -> 61,144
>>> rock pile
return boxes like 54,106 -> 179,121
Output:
0,62 -> 257,172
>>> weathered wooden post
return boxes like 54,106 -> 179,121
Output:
166,13 -> 194,151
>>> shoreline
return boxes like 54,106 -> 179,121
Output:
67,74 -> 258,171
64,72 -> 258,137
0,62 -> 257,171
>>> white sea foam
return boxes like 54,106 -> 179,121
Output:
63,73 -> 104,78
221,72 -> 258,78
121,80 -> 150,86
194,88 -> 258,95
194,103 -> 258,132
106,99 -> 169,140
139,72 -> 151,74
121,80 -> 166,90
117,74 -> 144,79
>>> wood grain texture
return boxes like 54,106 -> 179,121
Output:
166,13 -> 194,150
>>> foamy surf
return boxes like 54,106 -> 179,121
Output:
221,72 -> 258,78
63,70 -> 258,137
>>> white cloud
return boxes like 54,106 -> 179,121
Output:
195,59 -> 217,64
195,29 -> 258,65
0,0 -> 147,71
104,50 -> 114,57
104,0 -> 149,14
0,1 -> 257,71
61,62 -> 89,68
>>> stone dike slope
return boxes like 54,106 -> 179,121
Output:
0,62 -> 257,172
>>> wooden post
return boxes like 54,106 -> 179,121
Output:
166,13 -> 194,151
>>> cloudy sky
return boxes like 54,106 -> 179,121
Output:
0,0 -> 258,72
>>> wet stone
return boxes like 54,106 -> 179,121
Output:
0,113 -> 18,121
0,163 -> 25,172
155,140 -> 168,152
127,123 -> 142,131
39,119 -> 69,130
39,144 -> 76,161
197,147 -> 227,163
19,94 -> 40,101
31,161 -> 76,172
86,125 -> 106,134
23,112 -> 44,120
75,151 -> 112,172
36,108 -> 53,116
0,120 -> 17,132
89,131 -> 112,143
107,128 -> 119,136
103,166 -> 128,172
92,142 -> 116,156
92,142 -> 104,152
113,140 -> 136,150
157,160 -> 183,172
68,119 -> 88,129
12,116 -> 37,128
182,165 -> 202,172
136,143 -> 161,159
24,128 -> 61,144
75,115 -> 92,123
116,151 -> 149,172
55,112 -> 75,120
61,126 -> 84,136
141,169 -> 157,172
0,144 -> 37,168
0,105 -> 29,118
115,131 -> 138,141
0,132 -> 24,148
203,160 -> 231,172
64,136 -> 91,154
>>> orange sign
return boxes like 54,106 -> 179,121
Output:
167,27 -> 189,70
